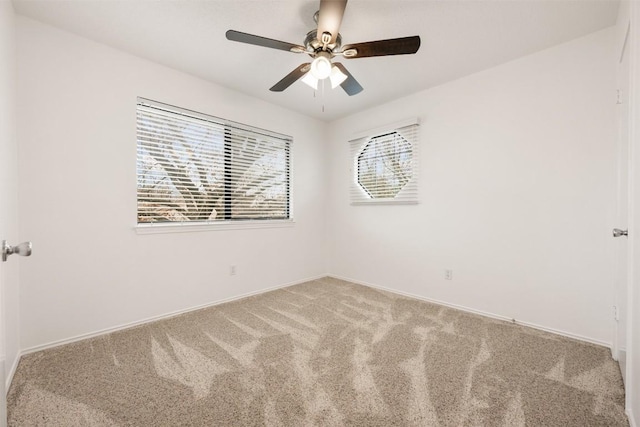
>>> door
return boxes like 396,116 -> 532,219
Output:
613,21 -> 631,385
0,254 -> 7,425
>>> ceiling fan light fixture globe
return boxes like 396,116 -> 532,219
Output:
301,73 -> 319,90
310,54 -> 332,80
329,65 -> 347,88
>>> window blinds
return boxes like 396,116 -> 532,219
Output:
349,121 -> 419,205
136,98 -> 291,224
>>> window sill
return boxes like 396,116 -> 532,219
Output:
351,200 -> 419,206
135,219 -> 295,235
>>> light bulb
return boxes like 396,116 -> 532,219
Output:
310,53 -> 332,80
329,66 -> 348,89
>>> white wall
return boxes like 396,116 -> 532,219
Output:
327,28 -> 617,345
0,0 -> 20,400
16,16 -> 327,351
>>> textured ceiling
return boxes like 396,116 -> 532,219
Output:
13,0 -> 619,122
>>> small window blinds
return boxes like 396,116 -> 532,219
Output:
349,120 -> 419,205
136,98 -> 291,225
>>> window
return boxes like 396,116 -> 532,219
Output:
350,120 -> 419,204
136,98 -> 291,227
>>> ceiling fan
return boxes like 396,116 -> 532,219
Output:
226,0 -> 421,96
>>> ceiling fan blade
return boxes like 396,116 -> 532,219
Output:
270,63 -> 311,92
342,36 -> 420,58
317,0 -> 347,45
226,30 -> 306,53
333,63 -> 363,96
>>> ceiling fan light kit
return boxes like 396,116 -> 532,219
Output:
310,52 -> 332,79
225,0 -> 421,97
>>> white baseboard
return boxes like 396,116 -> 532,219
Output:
628,409 -> 637,427
20,274 -> 327,357
328,274 -> 611,348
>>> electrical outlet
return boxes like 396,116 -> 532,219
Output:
230,265 -> 237,276
444,269 -> 453,280
613,305 -> 619,321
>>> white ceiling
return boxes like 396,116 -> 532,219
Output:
13,0 -> 619,122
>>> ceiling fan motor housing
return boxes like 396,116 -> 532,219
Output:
304,30 -> 342,55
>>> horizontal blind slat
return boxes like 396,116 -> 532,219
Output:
137,98 -> 291,224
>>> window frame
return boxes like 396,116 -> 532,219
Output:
349,118 -> 420,205
135,98 -> 294,233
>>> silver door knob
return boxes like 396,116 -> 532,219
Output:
1,240 -> 32,262
613,228 -> 628,238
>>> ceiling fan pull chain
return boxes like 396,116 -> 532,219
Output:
322,79 -> 326,113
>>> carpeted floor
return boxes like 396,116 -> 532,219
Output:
8,277 -> 628,426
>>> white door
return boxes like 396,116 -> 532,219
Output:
0,129 -> 9,425
613,21 -> 631,384
0,253 -> 7,425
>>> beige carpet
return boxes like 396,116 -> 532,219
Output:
8,277 -> 628,426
